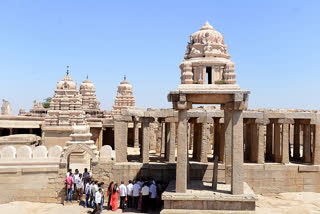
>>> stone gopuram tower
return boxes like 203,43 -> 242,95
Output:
79,76 -> 103,118
111,76 -> 135,115
43,67 -> 87,148
44,69 -> 86,126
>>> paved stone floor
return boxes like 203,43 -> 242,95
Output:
1,192 -> 320,214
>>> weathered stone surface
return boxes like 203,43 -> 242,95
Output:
1,99 -> 12,115
99,145 -> 113,160
176,110 -> 188,193
114,121 -> 128,162
32,146 -> 48,159
16,145 -> 32,159
48,145 -> 62,159
0,145 -> 16,159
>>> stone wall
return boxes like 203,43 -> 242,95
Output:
0,144 -> 114,204
42,127 -> 72,148
0,145 -> 66,204
91,162 -> 320,195
245,164 -> 320,194
1,143 -> 320,205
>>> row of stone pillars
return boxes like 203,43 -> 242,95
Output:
114,115 -> 177,164
264,119 -> 320,164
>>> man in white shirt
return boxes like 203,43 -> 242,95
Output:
119,181 -> 127,209
75,173 -> 83,201
92,181 -> 98,208
149,182 -> 157,211
126,180 -> 133,208
92,188 -> 102,214
132,181 -> 141,209
141,182 -> 150,212
66,169 -> 71,178
73,169 -> 80,192
85,179 -> 92,208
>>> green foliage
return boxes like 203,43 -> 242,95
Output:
214,80 -> 227,84
42,97 -> 52,108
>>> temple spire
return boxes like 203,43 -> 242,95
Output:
66,65 -> 69,76
86,74 -> 88,80
200,20 -> 214,30
124,75 -> 126,81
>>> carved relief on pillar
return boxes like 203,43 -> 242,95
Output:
223,62 -> 236,84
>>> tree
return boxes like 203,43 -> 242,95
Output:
42,97 -> 52,108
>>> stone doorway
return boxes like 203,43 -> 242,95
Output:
61,144 -> 98,173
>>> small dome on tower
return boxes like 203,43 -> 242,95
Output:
190,21 -> 224,45
57,75 -> 77,90
118,75 -> 133,91
56,66 -> 77,90
80,75 -> 95,90
184,21 -> 229,59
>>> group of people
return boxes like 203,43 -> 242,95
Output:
64,168 -> 167,213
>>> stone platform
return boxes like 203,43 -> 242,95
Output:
161,181 -> 257,214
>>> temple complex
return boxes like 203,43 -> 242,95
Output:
1,21 -> 320,213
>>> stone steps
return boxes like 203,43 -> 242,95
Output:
161,209 -> 255,214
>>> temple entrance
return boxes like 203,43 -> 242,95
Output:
67,150 -> 92,173
61,144 -> 97,173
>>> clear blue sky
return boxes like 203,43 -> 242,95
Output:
1,0 -> 320,113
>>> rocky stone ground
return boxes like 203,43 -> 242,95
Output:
1,192 -> 320,214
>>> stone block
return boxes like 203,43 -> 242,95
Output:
0,145 -> 16,159
33,145 -> 48,159
16,145 -> 32,159
298,165 -> 320,172
99,145 -> 113,160
48,145 -> 62,159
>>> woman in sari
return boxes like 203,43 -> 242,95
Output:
107,182 -> 114,210
110,183 -> 119,211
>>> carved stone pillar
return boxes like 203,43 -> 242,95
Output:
294,120 -> 301,159
274,121 -> 281,163
114,119 -> 129,162
181,61 -> 193,84
161,122 -> 166,157
257,122 -> 265,164
193,122 -> 202,161
140,117 -> 155,163
176,110 -> 188,193
200,121 -> 209,163
282,122 -> 290,164
303,123 -> 312,163
134,122 -> 139,148
231,109 -> 244,195
224,111 -> 232,185
313,124 -> 320,165
169,122 -> 176,163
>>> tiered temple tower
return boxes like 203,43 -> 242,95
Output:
79,76 -> 103,118
111,76 -> 135,115
44,67 -> 86,126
